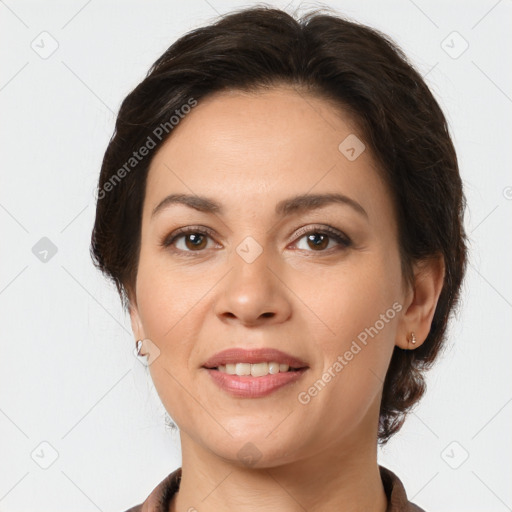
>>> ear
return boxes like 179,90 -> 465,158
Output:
396,254 -> 445,350
127,288 -> 146,343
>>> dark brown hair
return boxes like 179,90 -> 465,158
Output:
90,5 -> 468,444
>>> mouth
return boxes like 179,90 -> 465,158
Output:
201,347 -> 309,397
201,347 -> 309,377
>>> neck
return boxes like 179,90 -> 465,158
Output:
170,427 -> 387,512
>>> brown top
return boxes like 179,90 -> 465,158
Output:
124,465 -> 425,512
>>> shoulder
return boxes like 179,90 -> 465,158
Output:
120,467 -> 182,512
379,465 -> 426,512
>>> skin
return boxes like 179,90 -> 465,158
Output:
128,86 -> 445,512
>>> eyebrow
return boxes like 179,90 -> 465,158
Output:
151,192 -> 368,219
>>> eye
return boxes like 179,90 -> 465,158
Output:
160,224 -> 352,256
160,226 -> 218,254
291,225 -> 352,253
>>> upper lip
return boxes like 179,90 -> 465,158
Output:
202,348 -> 309,369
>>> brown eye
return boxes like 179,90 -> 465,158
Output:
181,233 -> 208,251
161,226 -> 218,254
304,233 -> 330,251
293,226 -> 351,253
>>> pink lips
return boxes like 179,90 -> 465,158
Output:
202,347 -> 309,398
205,368 -> 308,398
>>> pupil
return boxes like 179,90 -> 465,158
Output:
187,234 -> 205,249
308,233 -> 327,250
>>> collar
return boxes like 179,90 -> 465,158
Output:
126,465 -> 425,512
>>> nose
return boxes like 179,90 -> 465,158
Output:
213,246 -> 292,327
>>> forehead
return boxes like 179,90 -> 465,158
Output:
143,86 -> 391,223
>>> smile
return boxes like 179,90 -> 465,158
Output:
216,362 -> 301,377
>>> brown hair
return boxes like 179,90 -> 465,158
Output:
90,5 -> 468,444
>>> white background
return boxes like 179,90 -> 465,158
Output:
1,1 -> 511,511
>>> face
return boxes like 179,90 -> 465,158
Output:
130,86 -> 410,467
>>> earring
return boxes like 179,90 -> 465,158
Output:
136,339 -> 145,357
409,332 -> 417,345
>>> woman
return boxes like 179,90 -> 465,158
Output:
91,6 -> 467,512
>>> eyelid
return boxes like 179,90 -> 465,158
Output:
171,225 -> 216,238
160,225 -> 217,248
289,223 -> 351,247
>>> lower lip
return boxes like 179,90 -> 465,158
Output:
204,368 -> 308,398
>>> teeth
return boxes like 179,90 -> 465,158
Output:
268,362 -> 280,374
225,364 -> 237,375
236,363 -> 251,376
216,361 -> 293,376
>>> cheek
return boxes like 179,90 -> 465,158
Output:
135,248 -> 206,340
293,255 -> 401,342
291,262 -> 400,439
290,253 -> 401,405
133,255 -> 210,417
134,256 -> 208,425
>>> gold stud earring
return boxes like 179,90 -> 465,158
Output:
409,332 -> 417,345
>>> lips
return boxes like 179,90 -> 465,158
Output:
205,367 -> 308,398
202,347 -> 308,370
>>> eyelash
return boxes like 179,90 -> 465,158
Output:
160,224 -> 352,256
